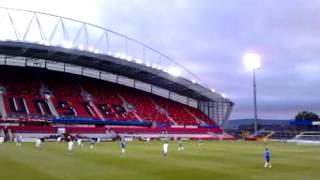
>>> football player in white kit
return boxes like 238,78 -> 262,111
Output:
56,136 -> 62,143
35,138 -> 42,148
177,138 -> 184,151
162,141 -> 168,158
67,135 -> 74,152
77,137 -> 83,147
89,138 -> 95,149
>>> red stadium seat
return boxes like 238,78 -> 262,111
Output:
151,95 -> 198,125
0,68 -> 220,130
116,86 -> 172,125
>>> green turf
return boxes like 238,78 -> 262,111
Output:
0,140 -> 319,180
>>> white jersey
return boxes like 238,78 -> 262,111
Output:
57,137 -> 62,142
77,139 -> 82,146
68,141 -> 74,151
35,139 -> 41,148
163,143 -> 168,153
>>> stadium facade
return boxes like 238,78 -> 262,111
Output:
0,7 -> 233,140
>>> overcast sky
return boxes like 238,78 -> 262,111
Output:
2,0 -> 320,120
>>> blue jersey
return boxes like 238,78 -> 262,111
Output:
17,136 -> 22,143
263,150 -> 270,161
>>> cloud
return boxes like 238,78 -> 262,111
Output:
295,62 -> 320,82
2,0 -> 320,120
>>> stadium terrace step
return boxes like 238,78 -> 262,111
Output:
0,68 -> 219,128
116,86 -> 172,125
151,95 -> 199,125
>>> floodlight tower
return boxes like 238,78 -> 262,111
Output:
243,53 -> 261,135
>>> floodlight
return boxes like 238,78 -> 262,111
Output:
243,52 -> 261,135
135,59 -> 142,64
120,54 -> 127,59
88,46 -> 94,52
51,41 -> 58,46
243,53 -> 261,70
2,37 -> 14,41
168,67 -> 181,77
211,89 -> 216,93
114,53 -> 120,58
62,41 -> 73,49
44,41 -> 51,46
77,44 -> 84,50
221,93 -> 227,98
39,40 -> 50,46
94,49 -> 100,54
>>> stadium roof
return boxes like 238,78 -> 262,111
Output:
0,7 -> 231,103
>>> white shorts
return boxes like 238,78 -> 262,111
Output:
68,141 -> 74,151
35,139 -> 41,147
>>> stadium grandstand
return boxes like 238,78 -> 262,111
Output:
225,119 -> 320,144
0,7 -> 233,142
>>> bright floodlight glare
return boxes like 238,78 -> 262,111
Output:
88,46 -> 94,52
94,49 -> 100,54
77,44 -> 84,50
126,56 -> 132,61
135,59 -> 142,64
211,88 -> 216,93
38,40 -> 47,45
146,62 -> 150,67
62,41 -> 73,49
107,51 -> 112,55
51,41 -> 58,46
192,79 -> 196,83
221,93 -> 227,98
168,67 -> 181,77
41,40 -> 51,46
114,53 -> 120,58
2,37 -> 14,41
243,53 -> 261,70
120,54 -> 127,59
45,41 -> 51,46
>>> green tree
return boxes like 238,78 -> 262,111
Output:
295,111 -> 319,121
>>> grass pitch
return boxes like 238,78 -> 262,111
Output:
0,140 -> 319,180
